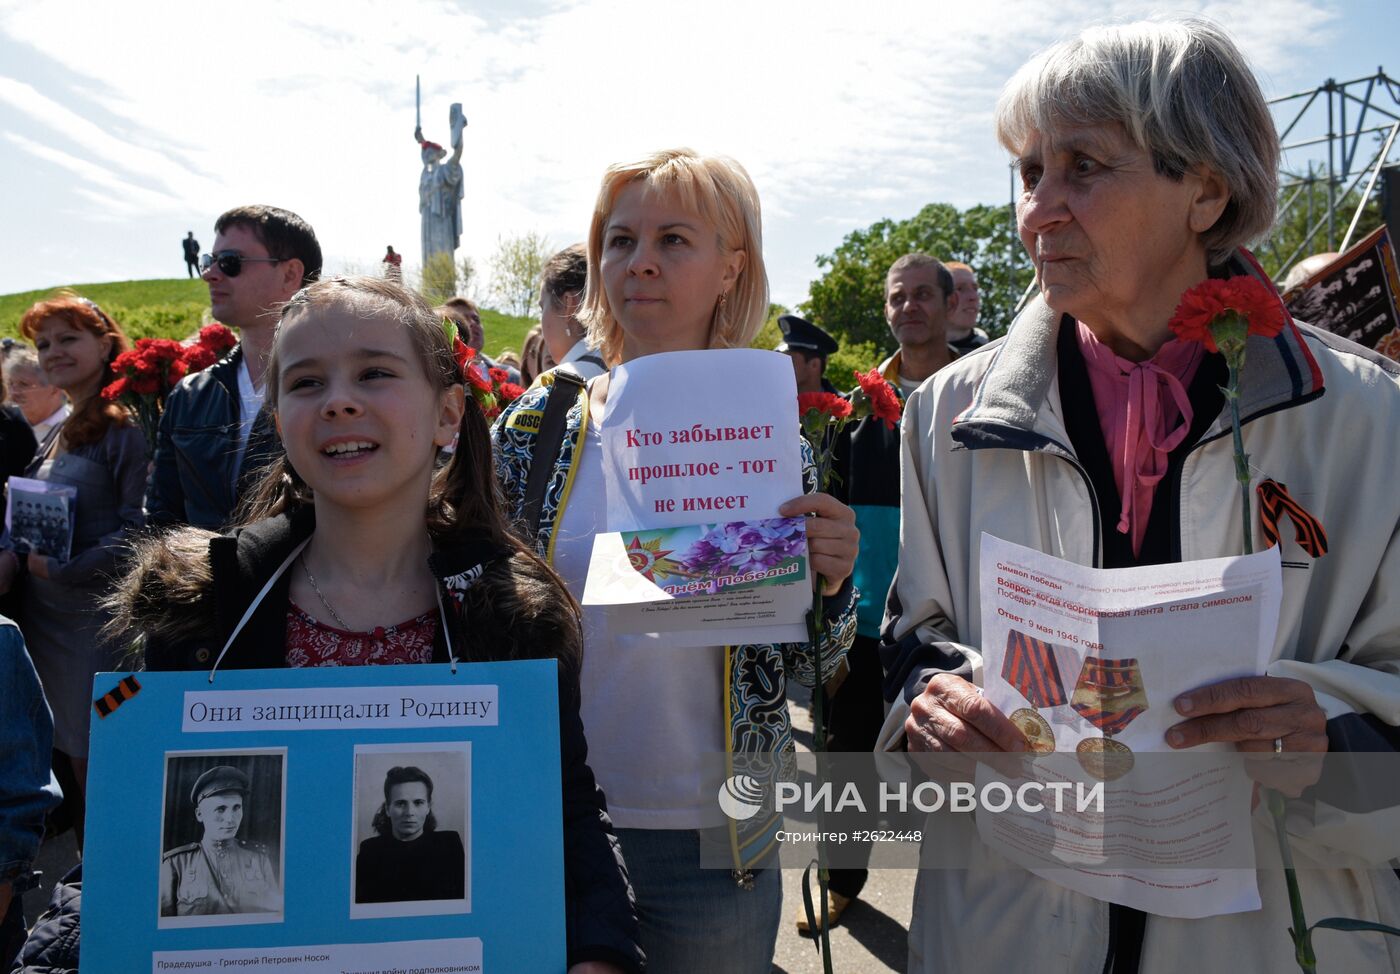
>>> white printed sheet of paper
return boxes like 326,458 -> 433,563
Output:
975,533 -> 1282,919
582,349 -> 810,644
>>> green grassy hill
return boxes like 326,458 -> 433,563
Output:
0,279 -> 534,359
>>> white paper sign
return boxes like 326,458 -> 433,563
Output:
598,348 -> 802,531
975,533 -> 1282,919
583,349 -> 811,642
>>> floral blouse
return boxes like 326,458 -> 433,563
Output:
284,602 -> 436,666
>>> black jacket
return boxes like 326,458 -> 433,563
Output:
0,404 -> 37,490
143,509 -> 645,973
145,347 -> 281,531
12,865 -> 80,974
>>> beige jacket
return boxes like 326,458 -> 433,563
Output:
882,289 -> 1400,973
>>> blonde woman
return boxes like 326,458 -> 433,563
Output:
494,149 -> 859,972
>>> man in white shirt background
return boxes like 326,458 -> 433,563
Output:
145,204 -> 321,529
944,260 -> 991,355
2,346 -> 69,443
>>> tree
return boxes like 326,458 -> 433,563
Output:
749,302 -> 882,391
1256,172 -> 1384,282
488,231 -> 551,316
803,203 -> 1034,352
418,252 -> 477,305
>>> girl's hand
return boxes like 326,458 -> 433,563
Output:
27,553 -> 52,580
779,492 -> 858,595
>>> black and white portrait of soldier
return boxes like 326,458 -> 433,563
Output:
158,753 -> 285,924
351,745 -> 470,915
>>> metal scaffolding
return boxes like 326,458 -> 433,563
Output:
1264,68 -> 1400,279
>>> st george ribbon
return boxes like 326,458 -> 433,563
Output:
1001,630 -> 1068,708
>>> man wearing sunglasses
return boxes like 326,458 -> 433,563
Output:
146,204 -> 321,530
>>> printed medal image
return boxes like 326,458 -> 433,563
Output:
1070,657 -> 1148,780
1075,738 -> 1134,781
1010,708 -> 1056,753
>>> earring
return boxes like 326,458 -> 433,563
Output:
718,292 -> 729,311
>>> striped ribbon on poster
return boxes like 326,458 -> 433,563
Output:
1001,630 -> 1068,708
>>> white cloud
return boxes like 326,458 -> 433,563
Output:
4,132 -> 180,215
0,0 -> 1344,305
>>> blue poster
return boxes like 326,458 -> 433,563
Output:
82,662 -> 563,973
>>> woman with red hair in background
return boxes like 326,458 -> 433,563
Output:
0,294 -> 147,845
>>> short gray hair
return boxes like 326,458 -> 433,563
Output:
995,19 -> 1279,264
885,254 -> 953,300
1,344 -> 44,383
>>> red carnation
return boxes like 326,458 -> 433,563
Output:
798,391 -> 852,420
182,344 -> 217,372
102,377 -> 130,401
1169,276 -> 1284,355
130,374 -> 160,396
488,367 -> 510,384
1222,277 -> 1285,339
465,361 -> 493,393
140,338 -> 184,362
111,348 -> 140,373
168,358 -> 189,383
1167,289 -> 1225,351
452,339 -> 476,378
497,381 -> 525,405
198,323 -> 238,356
853,368 -> 902,429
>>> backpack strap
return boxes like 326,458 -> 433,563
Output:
521,370 -> 586,540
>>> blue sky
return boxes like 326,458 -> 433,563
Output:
1,0 -> 1397,309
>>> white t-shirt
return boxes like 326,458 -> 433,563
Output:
232,360 -> 265,477
551,415 -> 727,830
556,339 -> 607,380
32,403 -> 71,444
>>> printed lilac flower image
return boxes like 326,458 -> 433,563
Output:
677,518 -> 806,577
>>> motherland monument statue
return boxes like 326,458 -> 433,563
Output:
415,76 -> 466,270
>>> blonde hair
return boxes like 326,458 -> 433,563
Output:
995,18 -> 1278,264
578,148 -> 768,364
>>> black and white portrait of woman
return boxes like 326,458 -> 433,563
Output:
351,744 -> 470,917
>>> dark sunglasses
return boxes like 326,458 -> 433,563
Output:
199,252 -> 284,277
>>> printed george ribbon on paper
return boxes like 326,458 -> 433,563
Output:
1001,630 -> 1069,709
1070,657 -> 1149,737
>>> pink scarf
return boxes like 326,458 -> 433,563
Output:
1075,321 -> 1203,557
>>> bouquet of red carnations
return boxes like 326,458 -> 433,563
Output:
102,323 -> 238,451
441,318 -> 526,421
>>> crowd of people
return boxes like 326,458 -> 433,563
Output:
2,16 -> 1399,974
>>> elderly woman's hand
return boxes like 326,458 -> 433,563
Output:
779,492 -> 857,596
1168,676 -> 1328,797
1167,676 -> 1328,753
907,673 -> 1028,754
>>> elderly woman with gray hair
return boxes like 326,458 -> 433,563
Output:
884,19 -> 1400,973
